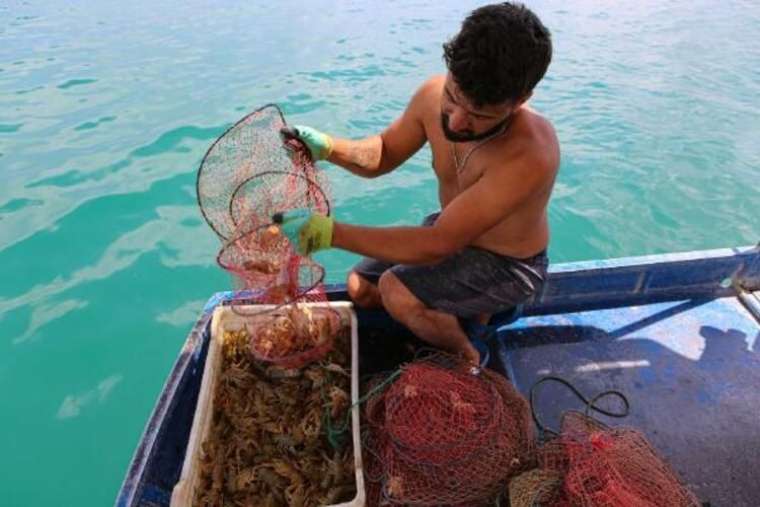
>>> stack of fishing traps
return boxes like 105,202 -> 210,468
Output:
508,411 -> 701,507
362,353 -> 536,506
197,104 -> 337,369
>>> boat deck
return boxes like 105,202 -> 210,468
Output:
491,294 -> 760,506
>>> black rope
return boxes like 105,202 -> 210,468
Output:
529,376 -> 630,438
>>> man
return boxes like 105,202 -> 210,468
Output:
280,2 -> 558,365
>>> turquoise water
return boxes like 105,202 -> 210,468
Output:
1,1 -> 758,505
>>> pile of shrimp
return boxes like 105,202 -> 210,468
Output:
194,323 -> 355,507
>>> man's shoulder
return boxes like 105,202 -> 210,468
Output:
515,106 -> 557,146
405,76 -> 445,130
412,75 -> 445,105
509,106 -> 560,172
481,107 -> 558,187
421,74 -> 446,92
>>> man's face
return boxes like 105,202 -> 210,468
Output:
440,73 -> 514,143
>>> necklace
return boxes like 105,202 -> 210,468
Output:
450,120 -> 511,175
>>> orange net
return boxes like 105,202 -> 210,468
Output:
509,411 -> 701,507
197,104 -> 338,368
363,353 -> 535,506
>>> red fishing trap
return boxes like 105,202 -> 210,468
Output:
362,353 -> 536,506
197,104 -> 337,368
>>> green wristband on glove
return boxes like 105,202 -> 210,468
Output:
281,125 -> 333,161
277,208 -> 334,256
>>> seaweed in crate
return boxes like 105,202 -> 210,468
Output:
194,315 -> 355,507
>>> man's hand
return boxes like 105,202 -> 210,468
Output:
275,209 -> 334,256
280,125 -> 333,161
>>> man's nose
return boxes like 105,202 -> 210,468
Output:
448,109 -> 470,132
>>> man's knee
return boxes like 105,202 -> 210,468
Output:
378,271 -> 422,318
347,271 -> 381,308
377,271 -> 396,305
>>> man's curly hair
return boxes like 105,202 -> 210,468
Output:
443,2 -> 552,107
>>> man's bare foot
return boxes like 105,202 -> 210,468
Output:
461,342 -> 480,366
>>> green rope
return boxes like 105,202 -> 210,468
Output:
323,368 -> 403,450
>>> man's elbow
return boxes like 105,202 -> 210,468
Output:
370,158 -> 392,179
364,166 -> 392,179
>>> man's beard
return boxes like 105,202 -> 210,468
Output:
441,113 -> 511,143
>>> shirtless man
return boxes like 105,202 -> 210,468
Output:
280,2 -> 558,364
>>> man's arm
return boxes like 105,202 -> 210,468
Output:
332,150 -> 551,263
325,80 -> 431,178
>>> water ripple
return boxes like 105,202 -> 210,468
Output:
57,78 -> 96,89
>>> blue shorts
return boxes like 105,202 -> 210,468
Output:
352,212 -> 548,319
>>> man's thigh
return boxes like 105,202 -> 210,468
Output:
388,247 -> 547,319
351,256 -> 396,286
350,211 -> 441,286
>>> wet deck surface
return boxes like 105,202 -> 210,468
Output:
495,295 -> 760,507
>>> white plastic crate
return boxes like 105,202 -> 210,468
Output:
170,301 -> 365,507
